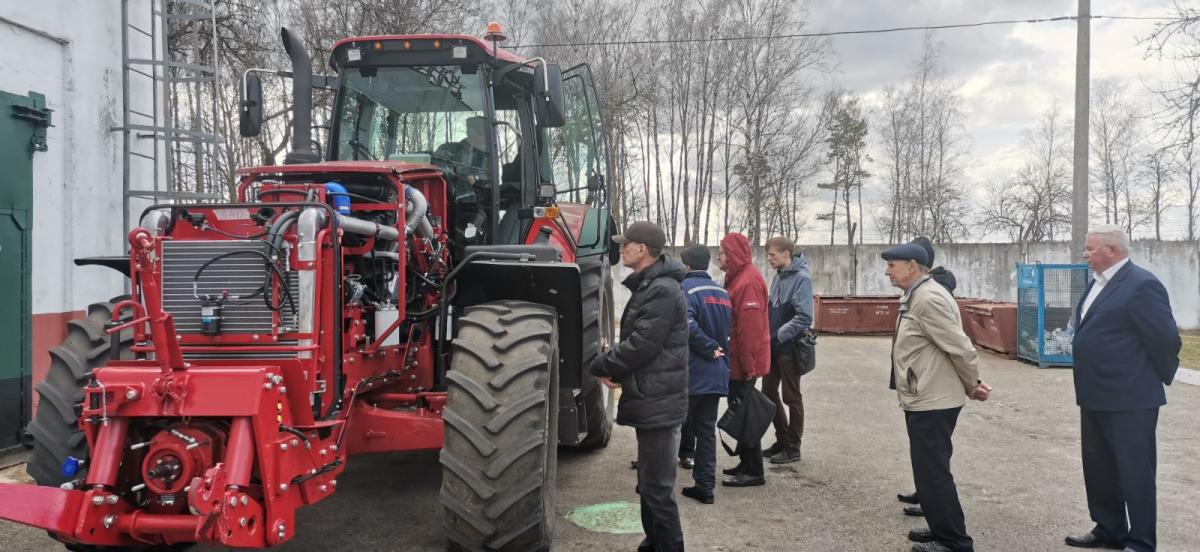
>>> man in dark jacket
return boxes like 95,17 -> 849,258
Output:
763,236 -> 813,465
591,221 -> 688,552
1065,226 -> 1180,552
678,245 -> 732,505
718,232 -> 771,487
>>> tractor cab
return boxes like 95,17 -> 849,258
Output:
243,26 -> 612,260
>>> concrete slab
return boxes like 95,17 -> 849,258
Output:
0,336 -> 1196,550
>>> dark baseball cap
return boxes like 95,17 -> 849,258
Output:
612,221 -> 667,250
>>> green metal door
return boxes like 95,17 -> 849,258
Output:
0,89 -> 50,451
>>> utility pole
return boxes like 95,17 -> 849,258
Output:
1071,0 -> 1090,262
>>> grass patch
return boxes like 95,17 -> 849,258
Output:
1181,334 -> 1200,369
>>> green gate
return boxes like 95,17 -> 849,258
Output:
0,89 -> 50,451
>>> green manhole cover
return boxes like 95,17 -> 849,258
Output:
566,501 -> 642,534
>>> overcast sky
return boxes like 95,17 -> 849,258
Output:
797,0 -> 1183,243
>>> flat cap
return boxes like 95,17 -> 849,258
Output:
881,243 -> 930,267
613,221 -> 667,250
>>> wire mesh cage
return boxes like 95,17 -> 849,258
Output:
1016,263 -> 1091,368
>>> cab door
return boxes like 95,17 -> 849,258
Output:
540,64 -> 610,259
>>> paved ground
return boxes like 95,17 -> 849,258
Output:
2,335 -> 1198,551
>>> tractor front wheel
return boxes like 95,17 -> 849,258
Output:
440,300 -> 560,552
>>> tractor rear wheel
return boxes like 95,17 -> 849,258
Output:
576,255 -> 614,449
440,301 -> 559,552
27,298 -> 132,487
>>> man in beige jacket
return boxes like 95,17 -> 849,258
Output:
883,243 -> 991,552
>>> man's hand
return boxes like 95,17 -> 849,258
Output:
599,377 -> 621,390
969,382 -> 992,401
713,347 -> 725,359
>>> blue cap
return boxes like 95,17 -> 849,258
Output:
881,243 -> 930,267
62,456 -> 82,477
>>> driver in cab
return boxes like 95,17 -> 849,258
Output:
434,115 -> 490,199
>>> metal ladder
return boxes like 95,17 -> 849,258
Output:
115,0 -> 224,233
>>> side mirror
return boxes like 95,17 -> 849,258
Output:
239,73 -> 263,137
534,63 -> 566,128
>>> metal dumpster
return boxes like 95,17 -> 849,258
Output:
955,297 -> 988,341
963,302 -> 1019,358
813,295 -> 901,334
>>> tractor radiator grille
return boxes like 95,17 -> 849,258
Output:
161,240 -> 298,335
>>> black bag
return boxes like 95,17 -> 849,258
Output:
792,330 -> 817,376
717,385 -> 777,456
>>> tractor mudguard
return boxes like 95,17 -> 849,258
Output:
74,256 -> 132,277
453,259 -> 583,390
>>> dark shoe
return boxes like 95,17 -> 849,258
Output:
762,441 -> 786,457
911,542 -> 952,552
721,474 -> 765,487
768,447 -> 801,464
679,456 -> 695,469
907,528 -> 936,543
898,491 -> 920,504
722,464 -> 743,476
1064,531 -> 1124,549
903,505 -> 924,517
681,486 -> 714,505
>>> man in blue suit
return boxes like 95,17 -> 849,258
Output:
1065,225 -> 1181,552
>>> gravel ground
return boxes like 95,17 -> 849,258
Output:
2,335 -> 1197,551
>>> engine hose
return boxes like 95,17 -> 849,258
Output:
267,210 -> 300,253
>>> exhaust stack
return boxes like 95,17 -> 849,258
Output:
281,28 -> 319,164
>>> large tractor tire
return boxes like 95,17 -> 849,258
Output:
26,298 -> 132,487
576,255 -> 615,449
25,298 -> 192,552
440,301 -> 559,552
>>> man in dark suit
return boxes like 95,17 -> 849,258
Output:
1065,225 -> 1181,552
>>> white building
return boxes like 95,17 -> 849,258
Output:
0,2 -> 148,450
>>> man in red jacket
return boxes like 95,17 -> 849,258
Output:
718,232 -> 772,487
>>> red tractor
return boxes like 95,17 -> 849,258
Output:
0,25 -> 617,551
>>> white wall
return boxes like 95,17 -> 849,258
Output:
636,240 -> 1200,329
0,3 -> 126,315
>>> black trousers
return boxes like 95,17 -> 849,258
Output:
1081,407 -> 1159,552
905,407 -> 973,552
762,351 -> 804,449
727,379 -> 764,478
686,394 -> 721,493
636,425 -> 685,552
679,411 -> 695,460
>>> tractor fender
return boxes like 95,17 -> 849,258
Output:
74,256 -> 132,278
453,258 -> 584,390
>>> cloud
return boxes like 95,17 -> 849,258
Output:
794,0 -> 1184,243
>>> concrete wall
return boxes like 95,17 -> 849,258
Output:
613,240 -> 1200,329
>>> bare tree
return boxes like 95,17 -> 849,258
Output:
1090,79 -> 1145,235
876,33 -> 971,243
1141,0 -> 1200,240
1139,147 -> 1178,240
982,105 -> 1073,242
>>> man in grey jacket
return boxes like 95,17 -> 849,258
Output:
762,236 -> 814,464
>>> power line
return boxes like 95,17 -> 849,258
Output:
507,14 -> 1181,49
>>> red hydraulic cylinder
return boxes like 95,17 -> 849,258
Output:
85,418 -> 130,488
224,417 -> 255,488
